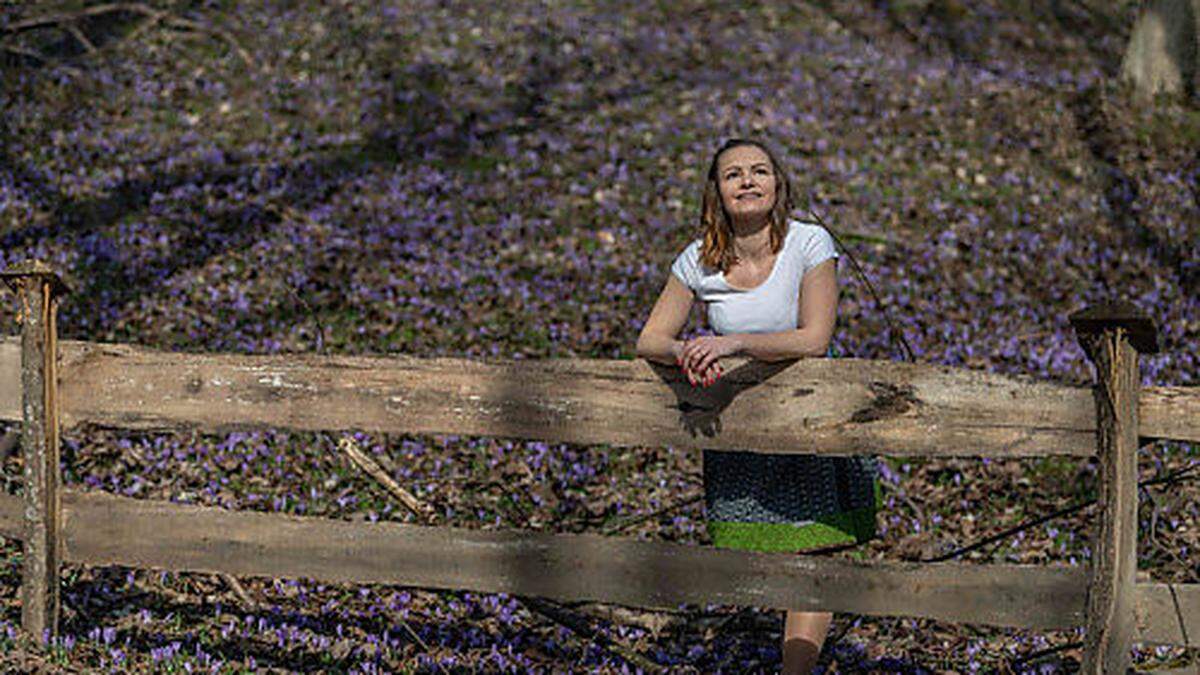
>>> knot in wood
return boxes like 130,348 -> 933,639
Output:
850,382 -> 920,424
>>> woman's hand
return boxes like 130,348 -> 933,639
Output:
677,354 -> 724,387
679,335 -> 740,386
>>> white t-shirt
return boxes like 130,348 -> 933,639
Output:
670,220 -> 839,335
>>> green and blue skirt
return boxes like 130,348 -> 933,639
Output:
703,451 -> 880,553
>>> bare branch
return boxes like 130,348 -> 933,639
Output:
337,436 -> 434,522
65,24 -> 97,53
162,14 -> 256,71
0,42 -> 84,77
521,595 -> 666,673
1,3 -> 166,36
218,572 -> 258,610
334,437 -> 663,672
122,11 -> 165,44
602,491 -> 701,535
1,3 -> 257,71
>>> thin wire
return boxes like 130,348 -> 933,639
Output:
806,207 -> 916,363
923,498 -> 1094,563
924,459 -> 1200,564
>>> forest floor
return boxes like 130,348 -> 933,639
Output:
1,0 -> 1198,672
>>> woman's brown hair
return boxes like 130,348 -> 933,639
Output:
698,138 -> 794,272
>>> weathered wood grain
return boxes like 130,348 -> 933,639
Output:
1140,386 -> 1200,445
0,489 -> 1087,629
1077,321 -> 1144,673
0,339 -> 18,426
0,492 -> 1194,645
1138,583 -> 1200,648
0,339 -> 1088,457
3,277 -> 64,640
0,339 -> 1196,453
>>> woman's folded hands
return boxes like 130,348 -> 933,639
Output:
677,335 -> 739,387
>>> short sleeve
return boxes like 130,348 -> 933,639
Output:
670,241 -> 701,291
799,224 -> 839,274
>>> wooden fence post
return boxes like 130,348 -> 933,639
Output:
1,261 -> 68,644
1070,302 -> 1158,673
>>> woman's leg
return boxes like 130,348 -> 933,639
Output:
781,610 -> 832,674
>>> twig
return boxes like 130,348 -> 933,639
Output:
1009,640 -> 1084,669
1,42 -> 45,63
64,24 -> 96,53
282,282 -> 328,355
601,492 -> 702,535
123,10 -> 165,43
219,572 -> 257,610
887,485 -> 928,526
270,278 -> 453,674
0,42 -> 84,77
520,595 -> 666,674
161,13 -> 256,71
1144,461 -> 1200,489
1013,329 -> 1053,341
1168,583 -> 1192,649
336,438 -> 663,672
1144,483 -> 1162,540
395,617 -> 449,674
144,573 -> 193,604
2,4 -> 158,34
2,3 -> 257,71
337,436 -> 433,522
565,602 -> 684,637
323,439 -> 450,675
1152,528 -> 1200,583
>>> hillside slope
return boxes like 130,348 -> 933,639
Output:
1,0 -> 1197,671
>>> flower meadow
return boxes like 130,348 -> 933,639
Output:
1,0 -> 1198,671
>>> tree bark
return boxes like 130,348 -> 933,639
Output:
1120,0 -> 1199,99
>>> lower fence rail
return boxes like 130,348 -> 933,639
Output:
0,489 -> 1194,647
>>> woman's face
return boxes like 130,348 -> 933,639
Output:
716,145 -> 777,223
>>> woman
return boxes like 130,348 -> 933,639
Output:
635,138 -> 878,674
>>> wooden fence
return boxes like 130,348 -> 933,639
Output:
1,260 -> 1198,672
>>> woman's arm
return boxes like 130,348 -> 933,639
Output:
636,274 -> 694,365
681,259 -> 838,372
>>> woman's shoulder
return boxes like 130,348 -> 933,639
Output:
786,218 -> 829,240
673,237 -> 703,266
670,236 -> 707,288
786,219 -> 837,251
786,218 -> 839,269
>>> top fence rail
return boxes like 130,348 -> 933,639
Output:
1,338 -> 1197,457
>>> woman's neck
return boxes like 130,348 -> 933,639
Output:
730,216 -> 772,262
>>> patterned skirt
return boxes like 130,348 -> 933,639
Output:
703,451 -> 880,553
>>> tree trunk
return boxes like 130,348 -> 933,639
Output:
1120,0 -> 1199,98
